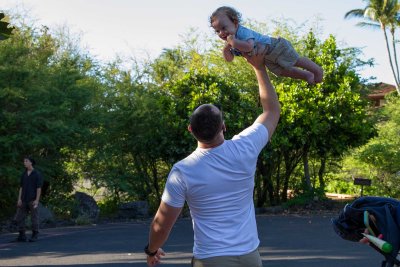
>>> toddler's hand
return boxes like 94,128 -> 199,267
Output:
226,35 -> 234,44
224,42 -> 232,48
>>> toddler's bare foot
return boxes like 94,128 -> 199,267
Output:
314,67 -> 324,83
306,72 -> 315,85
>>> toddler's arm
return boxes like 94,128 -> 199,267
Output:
223,43 -> 234,62
227,35 -> 254,53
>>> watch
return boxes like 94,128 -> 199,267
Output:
144,244 -> 158,256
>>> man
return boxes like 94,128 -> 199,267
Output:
15,156 -> 43,242
145,44 -> 280,267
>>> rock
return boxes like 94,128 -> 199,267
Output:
73,192 -> 100,222
1,219 -> 17,233
118,201 -> 149,219
38,203 -> 55,227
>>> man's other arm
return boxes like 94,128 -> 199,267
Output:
147,201 -> 182,266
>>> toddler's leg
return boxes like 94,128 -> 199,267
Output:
295,57 -> 323,83
280,67 -> 315,84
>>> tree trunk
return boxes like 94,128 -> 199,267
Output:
303,147 -> 312,191
382,25 -> 400,92
390,28 -> 400,84
266,176 -> 275,206
318,157 -> 326,190
151,162 -> 161,203
282,150 -> 303,202
255,172 -> 263,207
256,159 -> 276,206
390,28 -> 400,95
275,155 -> 281,204
133,156 -> 153,199
282,171 -> 290,202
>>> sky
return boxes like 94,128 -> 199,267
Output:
2,0 -> 396,85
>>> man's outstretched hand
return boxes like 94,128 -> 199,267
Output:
242,43 -> 267,69
147,248 -> 166,267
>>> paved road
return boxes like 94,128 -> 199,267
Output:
0,213 -> 383,267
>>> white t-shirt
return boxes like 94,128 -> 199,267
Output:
161,122 -> 269,259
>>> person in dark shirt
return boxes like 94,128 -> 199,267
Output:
14,156 -> 43,242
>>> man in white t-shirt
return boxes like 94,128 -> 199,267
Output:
145,44 -> 281,267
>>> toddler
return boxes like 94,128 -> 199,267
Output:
210,6 -> 323,84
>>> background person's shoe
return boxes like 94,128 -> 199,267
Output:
29,231 -> 38,242
16,231 -> 27,242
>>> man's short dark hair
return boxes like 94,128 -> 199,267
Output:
189,104 -> 223,142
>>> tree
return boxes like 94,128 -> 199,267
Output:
0,21 -> 101,218
275,33 -> 375,201
0,13 -> 380,219
83,62 -> 174,206
201,21 -> 375,205
351,94 -> 400,197
345,0 -> 400,95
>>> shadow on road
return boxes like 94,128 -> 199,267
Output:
0,215 -> 384,267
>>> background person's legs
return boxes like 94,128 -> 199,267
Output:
29,201 -> 39,242
14,203 -> 28,241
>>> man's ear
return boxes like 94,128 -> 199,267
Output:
188,125 -> 192,132
222,122 -> 226,133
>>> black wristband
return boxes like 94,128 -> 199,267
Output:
144,244 -> 158,256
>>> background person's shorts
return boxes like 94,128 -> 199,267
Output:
264,37 -> 299,76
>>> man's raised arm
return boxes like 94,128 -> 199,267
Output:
244,45 -> 281,140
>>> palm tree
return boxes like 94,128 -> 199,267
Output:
345,0 -> 400,95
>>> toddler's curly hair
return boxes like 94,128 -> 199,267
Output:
209,6 -> 242,26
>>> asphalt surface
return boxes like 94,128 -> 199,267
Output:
0,213 -> 384,267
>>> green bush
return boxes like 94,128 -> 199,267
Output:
98,198 -> 119,218
75,215 -> 92,225
282,189 -> 327,209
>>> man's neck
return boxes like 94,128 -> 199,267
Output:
197,135 -> 224,149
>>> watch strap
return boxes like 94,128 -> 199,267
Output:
144,244 -> 158,256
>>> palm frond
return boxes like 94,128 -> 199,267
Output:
356,21 -> 382,29
345,9 -> 365,19
365,7 -> 379,20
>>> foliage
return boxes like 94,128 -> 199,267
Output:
74,215 -> 92,225
45,194 -> 76,219
342,95 -> 400,197
253,31 -> 375,205
281,188 -> 327,209
0,12 -> 15,40
0,13 -> 383,220
98,198 -> 119,218
0,20 -> 101,218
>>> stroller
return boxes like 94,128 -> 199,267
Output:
332,197 -> 400,267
